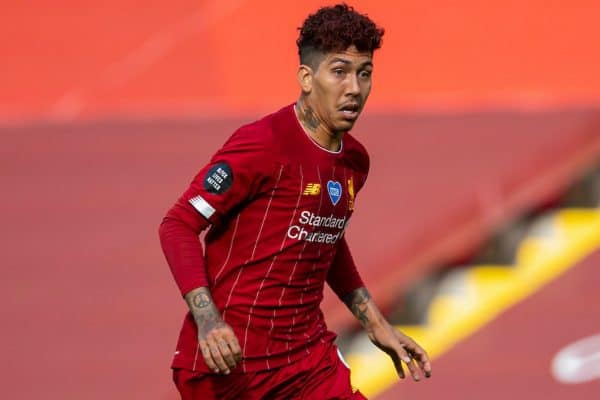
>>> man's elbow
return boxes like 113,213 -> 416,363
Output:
158,207 -> 210,242
158,215 -> 175,248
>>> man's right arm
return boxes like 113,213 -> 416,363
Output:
183,287 -> 241,374
159,127 -> 271,374
159,202 -> 241,374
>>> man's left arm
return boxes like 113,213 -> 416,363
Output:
342,287 -> 432,381
327,239 -> 432,381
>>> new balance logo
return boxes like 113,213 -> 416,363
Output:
303,183 -> 321,195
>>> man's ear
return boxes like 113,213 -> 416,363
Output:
297,65 -> 313,94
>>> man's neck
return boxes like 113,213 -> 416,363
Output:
294,98 -> 343,152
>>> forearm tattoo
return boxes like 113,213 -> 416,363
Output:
194,306 -> 223,337
186,289 -> 224,337
343,287 -> 371,326
191,292 -> 211,309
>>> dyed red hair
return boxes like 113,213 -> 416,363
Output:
297,3 -> 384,68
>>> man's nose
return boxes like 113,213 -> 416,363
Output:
346,73 -> 360,96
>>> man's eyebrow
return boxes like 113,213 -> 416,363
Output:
328,57 -> 352,65
328,58 -> 373,68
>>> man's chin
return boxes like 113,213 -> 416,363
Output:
337,119 -> 357,132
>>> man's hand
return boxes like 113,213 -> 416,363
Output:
184,287 -> 242,374
368,320 -> 432,381
343,287 -> 432,381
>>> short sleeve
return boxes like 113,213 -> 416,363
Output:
182,128 -> 273,225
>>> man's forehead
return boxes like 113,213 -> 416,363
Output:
324,46 -> 373,65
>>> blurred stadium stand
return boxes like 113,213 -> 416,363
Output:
3,0 -> 600,121
2,1 -> 600,399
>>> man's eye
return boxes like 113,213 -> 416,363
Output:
359,70 -> 372,79
333,68 -> 345,76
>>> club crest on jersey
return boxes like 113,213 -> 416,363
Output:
327,180 -> 342,206
303,183 -> 321,196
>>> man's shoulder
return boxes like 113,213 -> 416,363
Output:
225,105 -> 292,152
343,132 -> 370,174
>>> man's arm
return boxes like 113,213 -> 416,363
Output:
326,237 -> 365,299
184,287 -> 241,374
327,238 -> 431,380
159,203 -> 241,374
160,128 -> 273,374
343,287 -> 432,381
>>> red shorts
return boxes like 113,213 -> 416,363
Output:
173,341 -> 367,400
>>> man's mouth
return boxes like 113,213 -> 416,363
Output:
339,103 -> 360,120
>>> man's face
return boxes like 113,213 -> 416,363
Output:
308,46 -> 373,133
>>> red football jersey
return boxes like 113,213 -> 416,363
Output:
160,104 -> 370,373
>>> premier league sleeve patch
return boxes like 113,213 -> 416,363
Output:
203,162 -> 234,194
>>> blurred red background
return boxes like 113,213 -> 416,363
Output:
3,0 -> 600,121
2,2 -> 600,399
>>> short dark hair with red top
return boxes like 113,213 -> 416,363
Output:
297,3 -> 384,68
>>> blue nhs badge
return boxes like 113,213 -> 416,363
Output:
327,180 -> 342,206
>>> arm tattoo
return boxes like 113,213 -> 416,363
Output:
343,287 -> 371,326
191,292 -> 211,309
185,288 -> 225,338
195,306 -> 224,337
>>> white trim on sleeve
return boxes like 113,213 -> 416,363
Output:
188,195 -> 216,219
